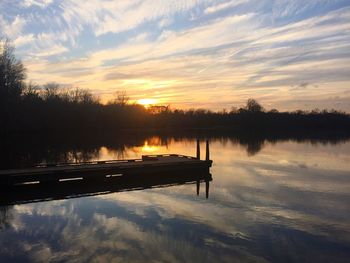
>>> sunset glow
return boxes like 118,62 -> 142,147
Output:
137,99 -> 157,108
1,1 -> 349,111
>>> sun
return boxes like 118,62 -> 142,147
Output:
137,98 -> 157,108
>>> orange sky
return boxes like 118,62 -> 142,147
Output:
1,0 -> 350,111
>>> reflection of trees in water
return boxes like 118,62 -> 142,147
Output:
0,142 -> 101,169
244,139 -> 264,156
100,147 -> 128,160
0,131 -> 349,168
158,132 -> 349,156
221,137 -> 264,156
0,133 -> 148,169
0,206 -> 13,230
233,136 -> 349,156
38,149 -> 100,165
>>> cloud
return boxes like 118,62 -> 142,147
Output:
0,15 -> 26,39
1,0 -> 349,110
22,0 -> 54,8
204,0 -> 247,14
32,44 -> 69,57
104,72 -> 136,81
59,0 -> 212,36
13,34 -> 35,47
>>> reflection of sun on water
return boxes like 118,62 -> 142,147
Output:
141,141 -> 159,153
137,98 -> 157,108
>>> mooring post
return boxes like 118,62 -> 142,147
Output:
196,180 -> 200,196
196,139 -> 200,159
206,179 -> 210,199
205,140 -> 210,161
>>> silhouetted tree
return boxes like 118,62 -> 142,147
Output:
0,39 -> 26,103
0,39 -> 26,134
245,98 -> 264,112
42,82 -> 60,101
22,82 -> 40,99
109,90 -> 129,105
269,109 -> 279,113
69,88 -> 96,104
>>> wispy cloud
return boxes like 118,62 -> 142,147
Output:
59,0 -> 210,36
22,0 -> 54,8
204,0 -> 247,14
0,15 -> 26,39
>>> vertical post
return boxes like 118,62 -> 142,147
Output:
206,179 -> 210,199
196,139 -> 200,160
205,140 -> 210,161
196,180 -> 200,196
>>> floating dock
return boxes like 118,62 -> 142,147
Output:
0,140 -> 212,186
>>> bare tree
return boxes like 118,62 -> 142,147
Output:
245,98 -> 264,112
41,82 -> 60,100
0,38 -> 26,104
109,90 -> 129,105
22,82 -> 40,100
69,88 -> 96,104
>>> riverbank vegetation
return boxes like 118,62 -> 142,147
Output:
1,39 -> 349,135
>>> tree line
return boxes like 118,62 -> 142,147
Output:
1,39 -> 350,136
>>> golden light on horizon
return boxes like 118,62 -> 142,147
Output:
137,98 -> 157,108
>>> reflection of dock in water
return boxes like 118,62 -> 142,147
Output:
0,171 -> 212,206
0,140 -> 213,206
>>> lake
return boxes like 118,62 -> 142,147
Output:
1,135 -> 350,262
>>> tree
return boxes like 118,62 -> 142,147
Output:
0,38 -> 26,105
245,98 -> 264,112
42,82 -> 60,101
69,88 -> 96,104
109,90 -> 129,105
269,108 -> 279,113
22,82 -> 41,102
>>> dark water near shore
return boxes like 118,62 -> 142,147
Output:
1,136 -> 350,262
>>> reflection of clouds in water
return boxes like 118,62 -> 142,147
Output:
98,190 -> 245,238
209,142 -> 350,243
2,199 -> 255,262
1,140 -> 350,261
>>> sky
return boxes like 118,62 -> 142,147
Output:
0,0 -> 350,111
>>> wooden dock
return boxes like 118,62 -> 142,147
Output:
0,140 -> 212,186
0,140 -> 213,205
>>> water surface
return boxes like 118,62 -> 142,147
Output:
1,137 -> 350,262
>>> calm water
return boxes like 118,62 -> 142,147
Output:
1,137 -> 350,262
